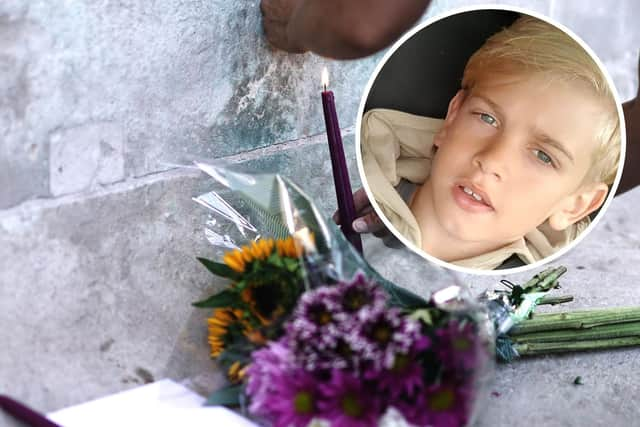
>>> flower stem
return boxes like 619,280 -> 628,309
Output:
522,266 -> 567,291
513,336 -> 640,356
510,321 -> 640,343
510,307 -> 640,334
537,295 -> 574,306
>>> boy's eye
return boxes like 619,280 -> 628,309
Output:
478,113 -> 498,127
533,149 -> 554,166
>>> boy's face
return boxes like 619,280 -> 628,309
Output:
427,73 -> 609,247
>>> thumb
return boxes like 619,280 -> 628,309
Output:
352,210 -> 384,233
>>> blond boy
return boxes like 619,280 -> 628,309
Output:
361,16 -> 621,270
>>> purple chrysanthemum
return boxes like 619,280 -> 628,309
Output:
262,368 -> 325,427
435,319 -> 480,372
318,370 -> 383,427
245,339 -> 294,417
389,392 -> 429,427
358,308 -> 428,372
375,352 -> 425,400
422,381 -> 472,427
286,272 -> 391,372
392,380 -> 472,427
337,272 -> 387,315
286,284 -> 352,370
287,286 -> 342,345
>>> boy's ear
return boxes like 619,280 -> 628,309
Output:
548,183 -> 609,231
434,89 -> 467,148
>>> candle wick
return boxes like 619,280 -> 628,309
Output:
323,83 -> 327,92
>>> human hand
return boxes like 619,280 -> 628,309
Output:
260,0 -> 307,54
333,188 -> 388,235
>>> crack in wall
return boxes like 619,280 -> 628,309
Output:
0,126 -> 356,215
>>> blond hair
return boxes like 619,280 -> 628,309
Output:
462,16 -> 620,186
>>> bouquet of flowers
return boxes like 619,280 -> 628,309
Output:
189,162 -> 591,427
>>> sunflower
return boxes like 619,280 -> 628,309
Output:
222,238 -> 276,273
222,236 -> 308,274
207,308 -> 246,358
276,236 -> 304,258
242,284 -> 287,327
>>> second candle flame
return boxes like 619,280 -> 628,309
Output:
321,67 -> 329,91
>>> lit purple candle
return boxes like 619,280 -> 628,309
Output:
320,67 -> 363,254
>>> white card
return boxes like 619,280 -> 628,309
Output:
47,379 -> 258,427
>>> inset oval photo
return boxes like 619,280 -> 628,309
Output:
356,6 -> 626,274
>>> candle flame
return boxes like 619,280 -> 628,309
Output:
321,67 -> 329,90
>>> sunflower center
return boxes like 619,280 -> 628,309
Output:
341,393 -> 363,417
429,389 -> 455,412
293,391 -> 314,414
250,282 -> 283,320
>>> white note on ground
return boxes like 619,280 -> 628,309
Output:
47,379 -> 259,427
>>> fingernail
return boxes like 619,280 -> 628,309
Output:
352,219 -> 367,233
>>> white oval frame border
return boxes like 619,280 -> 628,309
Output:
354,3 -> 627,277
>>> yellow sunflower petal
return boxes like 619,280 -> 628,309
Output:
211,309 -> 232,323
208,325 -> 227,336
288,238 -> 300,258
240,245 -> 253,263
259,239 -> 274,258
237,365 -> 248,381
209,316 -> 230,327
223,251 -> 245,272
228,361 -> 242,381
256,240 -> 266,259
250,241 -> 263,260
244,330 -> 267,345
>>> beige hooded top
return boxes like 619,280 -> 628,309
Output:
361,108 -> 589,270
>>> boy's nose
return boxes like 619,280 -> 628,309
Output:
472,137 -> 510,180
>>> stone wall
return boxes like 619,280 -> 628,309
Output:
1,0 -> 639,417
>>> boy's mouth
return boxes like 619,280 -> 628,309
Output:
452,183 -> 494,212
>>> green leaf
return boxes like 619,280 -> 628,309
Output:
573,376 -> 584,385
205,384 -> 243,407
218,343 -> 254,365
411,309 -> 434,325
235,280 -> 247,291
283,257 -> 299,272
197,257 -> 238,279
192,290 -> 238,308
267,254 -> 285,268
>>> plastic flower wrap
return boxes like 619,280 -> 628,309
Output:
190,162 -> 495,427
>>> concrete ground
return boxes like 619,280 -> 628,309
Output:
2,165 -> 639,427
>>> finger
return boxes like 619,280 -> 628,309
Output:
352,210 -> 385,234
352,188 -> 373,211
355,205 -> 374,218
334,203 -> 374,226
372,226 -> 391,239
